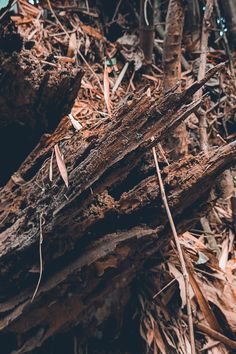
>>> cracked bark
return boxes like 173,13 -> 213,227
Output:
0,64 -> 234,353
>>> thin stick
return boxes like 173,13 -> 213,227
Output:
77,47 -> 104,93
152,145 -> 196,354
153,277 -> 177,298
31,213 -> 44,302
47,0 -> 69,37
182,315 -> 236,350
112,0 -> 123,21
196,0 -> 214,152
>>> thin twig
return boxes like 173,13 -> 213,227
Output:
152,144 -> 196,354
153,277 -> 177,298
47,0 -> 69,37
182,315 -> 236,350
31,213 -> 44,302
112,0 -> 123,22
77,47 -> 104,93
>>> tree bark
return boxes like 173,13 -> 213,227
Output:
139,0 -> 154,68
0,64 -> 234,353
0,45 -> 83,186
162,0 -> 188,158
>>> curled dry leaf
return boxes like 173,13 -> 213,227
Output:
68,114 -> 83,131
196,251 -> 209,265
54,144 -> 69,188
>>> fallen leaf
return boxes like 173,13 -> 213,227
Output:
67,32 -> 77,57
68,114 -> 83,131
54,144 -> 69,188
187,263 -> 221,332
154,323 -> 167,354
49,149 -> 54,182
196,251 -> 209,265
168,262 -> 186,308
104,63 -> 111,115
219,238 -> 229,271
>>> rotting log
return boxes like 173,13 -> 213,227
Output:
0,48 -> 83,186
0,64 -> 235,353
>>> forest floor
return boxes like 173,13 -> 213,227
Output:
0,1 -> 236,353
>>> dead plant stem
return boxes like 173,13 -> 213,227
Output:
152,145 -> 196,354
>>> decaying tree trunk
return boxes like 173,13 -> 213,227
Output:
0,63 -> 235,353
0,30 -> 83,186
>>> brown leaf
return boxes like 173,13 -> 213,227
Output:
219,238 -> 229,271
154,323 -> 167,354
168,262 -> 186,308
67,32 -> 77,57
187,263 -> 221,332
104,64 -> 111,116
54,144 -> 69,188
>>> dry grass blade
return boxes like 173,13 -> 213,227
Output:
112,62 -> 129,95
54,144 -> 69,188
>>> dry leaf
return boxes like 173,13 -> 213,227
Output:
146,326 -> 154,346
154,323 -> 167,354
112,62 -> 129,94
196,251 -> 209,265
49,149 -> 54,182
103,64 -> 111,115
68,114 -> 83,131
54,144 -> 69,188
187,264 -> 221,332
219,238 -> 229,271
168,262 -> 186,308
67,32 -> 77,57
